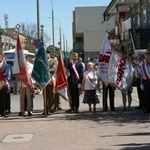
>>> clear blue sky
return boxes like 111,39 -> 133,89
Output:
0,0 -> 111,51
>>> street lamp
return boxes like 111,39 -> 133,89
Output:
49,17 -> 62,50
37,0 -> 40,38
49,0 -> 55,54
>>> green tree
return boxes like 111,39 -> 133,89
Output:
47,45 -> 60,56
19,22 -> 50,54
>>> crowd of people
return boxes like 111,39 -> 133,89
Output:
0,48 -> 150,117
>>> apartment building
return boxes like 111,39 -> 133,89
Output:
102,0 -> 150,55
73,6 -> 115,61
0,28 -> 26,52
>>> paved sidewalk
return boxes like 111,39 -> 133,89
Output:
0,88 -> 150,150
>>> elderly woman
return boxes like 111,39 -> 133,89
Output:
82,62 -> 102,111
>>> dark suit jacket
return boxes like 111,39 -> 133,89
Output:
67,61 -> 83,85
2,62 -> 11,83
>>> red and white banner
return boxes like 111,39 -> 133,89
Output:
97,34 -> 111,86
13,35 -> 31,87
55,50 -> 68,101
107,50 -> 135,94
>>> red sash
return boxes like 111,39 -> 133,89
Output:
142,62 -> 150,81
86,72 -> 97,89
71,62 -> 79,81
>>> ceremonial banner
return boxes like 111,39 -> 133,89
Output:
97,34 -> 111,86
31,38 -> 51,89
13,35 -> 31,87
55,50 -> 68,101
107,50 -> 134,94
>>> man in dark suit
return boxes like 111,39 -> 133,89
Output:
66,52 -> 83,113
102,84 -> 116,112
0,55 -> 11,116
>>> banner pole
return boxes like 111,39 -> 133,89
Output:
20,82 -> 24,116
43,87 -> 47,116
110,44 -> 139,66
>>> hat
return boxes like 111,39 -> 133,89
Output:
46,49 -> 51,53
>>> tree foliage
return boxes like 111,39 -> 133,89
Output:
47,45 -> 60,56
19,22 -> 50,53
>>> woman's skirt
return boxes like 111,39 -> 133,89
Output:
82,89 -> 100,104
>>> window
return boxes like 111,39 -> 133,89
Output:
141,5 -> 147,23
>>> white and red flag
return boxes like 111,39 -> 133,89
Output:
55,50 -> 68,101
107,50 -> 135,94
97,34 -> 112,86
13,35 -> 31,87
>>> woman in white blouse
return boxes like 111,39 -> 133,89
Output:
82,62 -> 102,111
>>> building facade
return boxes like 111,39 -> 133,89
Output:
0,28 -> 26,52
73,6 -> 115,61
102,0 -> 150,55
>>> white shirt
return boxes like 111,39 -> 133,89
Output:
84,70 -> 98,90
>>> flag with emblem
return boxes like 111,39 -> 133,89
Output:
31,37 -> 51,89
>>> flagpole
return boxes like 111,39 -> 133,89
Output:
40,25 -> 47,116
110,44 -> 139,66
15,25 -> 25,117
20,82 -> 24,116
43,88 -> 47,116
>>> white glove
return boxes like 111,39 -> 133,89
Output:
78,83 -> 82,89
140,84 -> 144,90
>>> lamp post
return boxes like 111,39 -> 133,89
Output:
37,0 -> 40,38
66,37 -> 67,52
49,0 -> 55,54
50,17 -> 62,50
63,33 -> 65,52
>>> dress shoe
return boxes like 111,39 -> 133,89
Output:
89,108 -> 92,111
50,110 -> 55,113
8,110 -> 11,114
73,109 -> 79,113
42,112 -> 49,115
144,110 -> 150,113
102,110 -> 107,112
28,111 -> 32,116
93,108 -> 96,111
136,106 -> 142,109
111,109 -> 116,111
1,113 -> 6,117
65,109 -> 73,113
57,107 -> 62,110
18,112 -> 22,116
